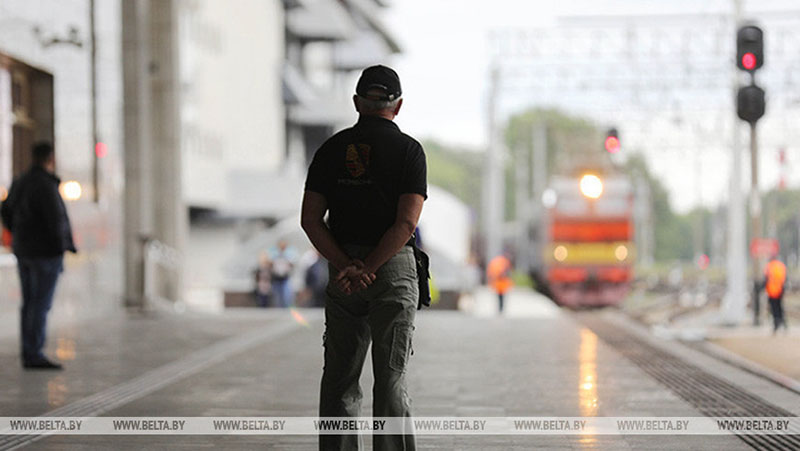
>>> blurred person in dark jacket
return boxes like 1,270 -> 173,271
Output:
1,142 -> 76,370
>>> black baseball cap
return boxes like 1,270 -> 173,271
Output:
355,65 -> 402,101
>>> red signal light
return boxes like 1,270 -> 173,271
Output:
95,142 -> 108,159
697,254 -> 710,270
604,136 -> 620,153
741,52 -> 757,71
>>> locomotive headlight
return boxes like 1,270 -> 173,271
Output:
580,174 -> 603,199
554,245 -> 568,262
615,245 -> 628,261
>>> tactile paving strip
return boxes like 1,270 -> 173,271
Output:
0,320 -> 300,451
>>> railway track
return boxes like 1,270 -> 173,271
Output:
626,281 -> 800,325
579,313 -> 800,450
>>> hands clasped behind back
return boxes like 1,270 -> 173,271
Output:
334,259 -> 377,295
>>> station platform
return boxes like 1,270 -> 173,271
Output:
1,288 -> 799,450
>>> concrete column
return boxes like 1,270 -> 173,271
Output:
122,0 -> 184,308
148,0 -> 185,303
122,0 -> 153,308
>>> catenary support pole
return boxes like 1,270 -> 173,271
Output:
514,142 -> 530,273
89,0 -> 99,203
531,122 -> 547,271
721,0 -> 748,325
750,120 -> 761,325
483,66 -> 503,263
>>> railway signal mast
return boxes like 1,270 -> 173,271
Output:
735,24 -> 767,325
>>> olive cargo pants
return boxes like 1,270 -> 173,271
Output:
319,245 -> 417,451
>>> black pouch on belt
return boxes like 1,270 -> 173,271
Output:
409,236 -> 431,309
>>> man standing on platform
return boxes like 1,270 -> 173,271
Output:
301,65 -> 426,451
1,142 -> 76,370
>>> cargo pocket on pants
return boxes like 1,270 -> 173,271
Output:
389,322 -> 413,372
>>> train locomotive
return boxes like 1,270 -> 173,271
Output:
542,171 -> 635,308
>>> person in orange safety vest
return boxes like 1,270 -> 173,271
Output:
487,254 -> 513,313
764,257 -> 788,333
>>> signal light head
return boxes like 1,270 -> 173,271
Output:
737,84 -> 766,124
604,136 -> 620,153
95,142 -> 108,159
741,52 -> 757,71
736,25 -> 764,72
697,254 -> 710,270
604,128 -> 620,153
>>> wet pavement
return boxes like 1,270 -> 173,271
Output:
0,288 -> 797,450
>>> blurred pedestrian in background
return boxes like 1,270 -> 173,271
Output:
254,251 -> 272,307
269,239 -> 296,308
302,64 -> 425,451
487,253 -> 513,313
764,256 -> 788,334
1,142 -> 76,370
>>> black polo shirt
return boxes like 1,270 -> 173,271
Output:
305,115 -> 427,246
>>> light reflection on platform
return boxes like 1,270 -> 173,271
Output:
579,327 -> 599,445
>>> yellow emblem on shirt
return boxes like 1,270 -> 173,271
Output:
345,144 -> 370,178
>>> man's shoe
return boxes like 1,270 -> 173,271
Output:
23,358 -> 63,370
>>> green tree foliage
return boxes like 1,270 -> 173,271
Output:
682,207 -> 715,259
421,140 -> 482,212
762,188 -> 800,261
504,106 -> 700,262
424,107 -> 714,263
624,154 -> 694,261
505,108 -> 605,175
503,108 -> 607,219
